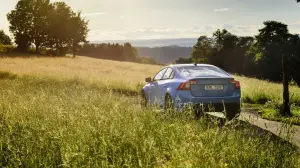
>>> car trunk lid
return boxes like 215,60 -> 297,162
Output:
190,77 -> 235,97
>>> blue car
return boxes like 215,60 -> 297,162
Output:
141,64 -> 241,120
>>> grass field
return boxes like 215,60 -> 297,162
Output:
0,56 -> 300,167
0,56 -> 300,105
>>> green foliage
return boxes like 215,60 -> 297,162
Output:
7,0 -> 51,52
122,43 -> 138,61
69,12 -> 89,57
176,21 -> 300,89
249,21 -> 300,115
178,29 -> 254,74
0,45 -> 16,53
0,30 -> 12,45
6,0 -> 89,55
191,36 -> 213,63
250,21 -> 288,80
47,2 -> 88,56
0,74 -> 298,167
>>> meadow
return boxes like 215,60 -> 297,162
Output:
0,56 -> 300,106
0,56 -> 300,167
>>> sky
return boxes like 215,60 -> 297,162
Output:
0,0 -> 300,41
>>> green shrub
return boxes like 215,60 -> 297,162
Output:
0,45 -> 16,53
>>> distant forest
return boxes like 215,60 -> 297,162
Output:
76,43 -> 159,64
76,44 -> 193,65
137,46 -> 192,64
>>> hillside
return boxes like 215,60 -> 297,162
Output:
0,56 -> 299,167
92,38 -> 195,64
94,38 -> 197,47
137,46 -> 193,64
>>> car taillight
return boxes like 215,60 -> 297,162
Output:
229,79 -> 240,89
177,80 -> 197,90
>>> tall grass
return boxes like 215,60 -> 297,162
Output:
235,76 -> 300,105
0,74 -> 299,167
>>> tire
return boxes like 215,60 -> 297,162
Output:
225,103 -> 241,120
164,94 -> 174,112
140,91 -> 147,108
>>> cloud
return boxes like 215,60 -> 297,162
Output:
82,12 -> 108,17
290,21 -> 300,25
87,24 -> 263,41
88,27 -> 211,41
213,8 -> 229,12
223,24 -> 234,30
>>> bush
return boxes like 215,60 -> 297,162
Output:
0,45 -> 16,53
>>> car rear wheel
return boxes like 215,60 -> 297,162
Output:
225,103 -> 241,120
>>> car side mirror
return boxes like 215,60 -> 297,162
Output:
145,77 -> 152,83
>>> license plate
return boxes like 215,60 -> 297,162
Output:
205,85 -> 224,90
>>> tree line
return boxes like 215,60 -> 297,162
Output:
77,43 -> 159,64
176,21 -> 300,86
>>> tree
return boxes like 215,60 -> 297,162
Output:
252,21 -> 291,116
7,0 -> 51,52
191,36 -> 214,63
30,0 -> 51,53
235,36 -> 254,73
46,2 -> 73,55
0,30 -> 12,45
69,12 -> 89,58
212,29 -> 239,71
122,42 -> 138,61
7,0 -> 32,51
46,2 -> 87,56
287,34 -> 300,86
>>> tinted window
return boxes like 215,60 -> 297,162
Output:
177,66 -> 228,78
154,68 -> 167,81
162,68 -> 173,80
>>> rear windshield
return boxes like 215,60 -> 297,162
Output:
177,66 -> 228,78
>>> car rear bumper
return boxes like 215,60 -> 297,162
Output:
172,92 -> 241,112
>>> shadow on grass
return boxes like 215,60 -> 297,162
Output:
0,52 -> 75,59
0,71 -> 17,80
243,95 -> 269,105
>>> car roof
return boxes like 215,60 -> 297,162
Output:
165,64 -> 231,78
166,64 -> 216,68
